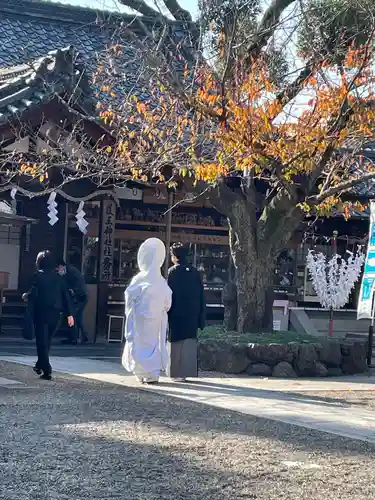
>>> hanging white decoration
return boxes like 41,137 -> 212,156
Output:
10,187 -> 17,214
47,191 -> 58,226
76,201 -> 88,234
306,248 -> 365,310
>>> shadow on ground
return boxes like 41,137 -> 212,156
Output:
1,362 -> 375,500
158,379 -> 369,407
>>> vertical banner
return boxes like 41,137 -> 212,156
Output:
99,199 -> 116,282
357,200 -> 375,319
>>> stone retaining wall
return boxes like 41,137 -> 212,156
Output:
198,339 -> 368,377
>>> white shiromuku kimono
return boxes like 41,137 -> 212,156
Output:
122,238 -> 172,383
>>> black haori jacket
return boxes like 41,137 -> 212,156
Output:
167,264 -> 206,343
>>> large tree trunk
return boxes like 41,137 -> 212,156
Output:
228,215 -> 276,332
234,249 -> 275,332
212,179 -> 303,333
225,197 -> 276,332
222,256 -> 237,330
227,196 -> 302,332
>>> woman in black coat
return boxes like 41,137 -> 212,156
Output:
23,250 -> 74,380
167,243 -> 205,381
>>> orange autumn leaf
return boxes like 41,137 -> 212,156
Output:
136,102 -> 146,114
92,39 -> 375,218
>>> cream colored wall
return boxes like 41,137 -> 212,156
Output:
0,243 -> 20,289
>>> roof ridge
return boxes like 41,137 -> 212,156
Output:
0,46 -> 75,82
0,0 -> 188,28
0,0 -> 131,26
0,45 -> 92,127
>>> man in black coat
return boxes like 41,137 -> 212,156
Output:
57,259 -> 89,344
167,243 -> 206,381
23,250 -> 74,379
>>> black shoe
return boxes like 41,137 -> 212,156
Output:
33,366 -> 42,375
40,374 -> 52,381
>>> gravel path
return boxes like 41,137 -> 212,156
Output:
1,361 -> 375,500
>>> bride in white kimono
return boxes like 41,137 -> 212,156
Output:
122,238 -> 172,384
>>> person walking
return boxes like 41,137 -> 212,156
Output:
122,238 -> 172,384
56,259 -> 88,344
23,250 -> 74,380
167,243 -> 206,382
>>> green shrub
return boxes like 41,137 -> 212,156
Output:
198,325 -> 331,344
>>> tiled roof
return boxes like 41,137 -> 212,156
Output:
339,135 -> 375,198
337,151 -> 375,198
0,1 -> 191,100
341,135 -> 375,154
0,1 -> 109,68
0,46 -> 94,126
348,179 -> 375,198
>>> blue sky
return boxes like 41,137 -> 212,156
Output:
54,0 -> 198,17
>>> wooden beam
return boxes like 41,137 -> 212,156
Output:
163,190 -> 174,277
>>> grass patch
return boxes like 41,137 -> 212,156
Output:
198,325 -> 329,344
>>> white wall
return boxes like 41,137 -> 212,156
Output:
0,225 -> 21,290
0,243 -> 20,289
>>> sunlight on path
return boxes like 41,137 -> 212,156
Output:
1,355 -> 375,444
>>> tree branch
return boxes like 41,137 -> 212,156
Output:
248,0 -> 296,57
163,0 -> 194,23
209,178 -> 238,215
275,61 -> 313,109
308,171 -> 375,204
307,144 -> 336,193
118,25 -> 222,121
257,187 -> 301,251
118,0 -> 162,19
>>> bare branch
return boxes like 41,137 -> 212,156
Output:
248,0 -> 296,56
163,0 -> 194,23
309,171 -> 375,204
118,0 -> 162,19
209,178 -> 238,215
275,62 -> 314,109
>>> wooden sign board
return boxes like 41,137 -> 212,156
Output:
114,186 -> 143,200
99,200 -> 116,282
116,229 -> 229,246
143,187 -> 208,208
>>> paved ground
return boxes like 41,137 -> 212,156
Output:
2,355 -> 375,445
303,390 -> 375,411
0,337 -> 122,358
1,361 -> 375,500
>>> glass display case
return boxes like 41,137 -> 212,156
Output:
111,238 -> 229,318
274,249 -> 296,287
194,244 -> 229,285
113,239 -> 139,283
111,239 -> 230,286
82,236 -> 99,283
194,244 -> 229,313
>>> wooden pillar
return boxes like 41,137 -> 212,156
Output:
62,203 -> 69,262
163,190 -> 174,277
95,199 -> 116,341
99,199 -> 116,282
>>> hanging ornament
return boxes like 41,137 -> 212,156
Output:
306,247 -> 365,310
76,201 -> 88,234
47,191 -> 58,226
10,187 -> 17,214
